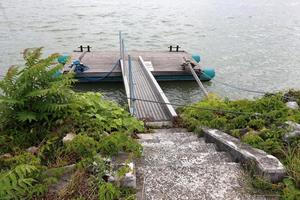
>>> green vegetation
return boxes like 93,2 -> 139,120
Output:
180,93 -> 300,199
0,48 -> 144,199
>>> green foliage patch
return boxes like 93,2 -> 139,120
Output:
0,48 -> 144,199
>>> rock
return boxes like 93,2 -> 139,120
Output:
26,146 -> 39,155
285,121 -> 300,131
62,133 -> 76,143
107,175 -> 115,183
286,101 -> 299,110
0,153 -> 12,159
120,162 -> 136,188
283,121 -> 300,143
121,173 -> 136,188
103,131 -> 110,136
283,131 -> 300,143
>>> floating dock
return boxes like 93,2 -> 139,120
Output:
62,36 -> 214,126
63,51 -> 213,82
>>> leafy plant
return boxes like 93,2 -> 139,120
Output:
65,134 -> 98,159
283,145 -> 300,188
38,136 -> 63,166
71,92 -> 144,136
241,132 -> 264,148
0,152 -> 40,170
99,133 -> 142,157
98,182 -> 120,200
0,48 -> 76,130
0,48 -> 144,199
0,164 -> 38,199
282,178 -> 300,200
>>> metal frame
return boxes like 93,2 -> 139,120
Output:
128,55 -> 136,116
119,31 -> 136,116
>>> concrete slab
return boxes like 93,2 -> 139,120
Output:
202,128 -> 286,183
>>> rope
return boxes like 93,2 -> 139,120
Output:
77,59 -> 120,82
127,96 -> 260,116
201,71 -> 297,102
201,71 -> 266,94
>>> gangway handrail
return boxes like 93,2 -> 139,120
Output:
138,56 -> 177,119
119,32 -> 131,108
128,55 -> 136,116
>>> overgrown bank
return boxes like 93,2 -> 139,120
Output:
0,48 -> 144,199
180,92 -> 300,199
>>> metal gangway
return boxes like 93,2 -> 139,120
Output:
119,33 -> 177,127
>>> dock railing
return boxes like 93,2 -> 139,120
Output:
128,55 -> 136,116
119,32 -> 136,115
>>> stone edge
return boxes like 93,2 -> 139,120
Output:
202,128 -> 286,183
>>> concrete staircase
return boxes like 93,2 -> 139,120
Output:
136,129 -> 266,200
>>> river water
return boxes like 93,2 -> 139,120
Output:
1,0 -> 300,105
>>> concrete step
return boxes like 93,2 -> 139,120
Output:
141,140 -> 217,155
136,129 -> 269,200
139,151 -> 233,167
136,163 -> 265,200
138,131 -> 199,144
152,128 -> 189,134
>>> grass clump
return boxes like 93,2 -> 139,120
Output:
180,93 -> 300,199
0,48 -> 144,199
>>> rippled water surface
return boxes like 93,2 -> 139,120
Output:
1,0 -> 300,104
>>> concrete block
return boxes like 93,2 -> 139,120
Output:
202,128 -> 286,183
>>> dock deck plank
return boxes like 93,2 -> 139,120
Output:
63,51 -> 198,77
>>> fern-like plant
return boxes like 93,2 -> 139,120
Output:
0,164 -> 38,199
0,48 -> 76,130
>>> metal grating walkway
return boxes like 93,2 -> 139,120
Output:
121,56 -> 177,126
131,59 -> 170,122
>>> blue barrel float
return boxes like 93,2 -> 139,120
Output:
54,55 -> 70,78
58,55 -> 69,65
192,54 -> 215,81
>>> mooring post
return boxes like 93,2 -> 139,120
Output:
169,46 -> 173,52
86,45 -> 91,52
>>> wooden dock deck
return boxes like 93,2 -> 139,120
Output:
63,51 -> 201,81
